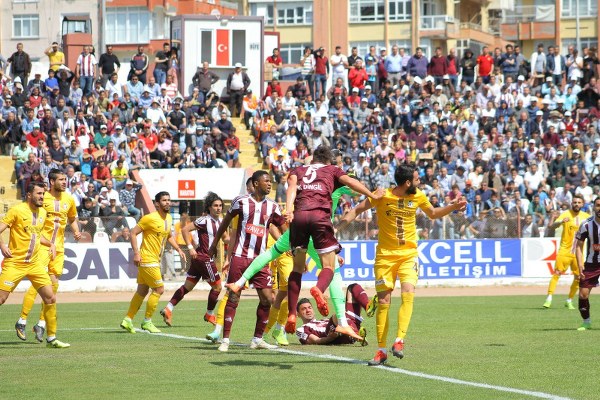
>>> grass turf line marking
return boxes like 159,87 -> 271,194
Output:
136,329 -> 571,400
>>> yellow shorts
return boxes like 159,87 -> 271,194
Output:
0,261 -> 52,292
555,254 -> 578,275
373,248 -> 419,292
137,267 -> 164,288
270,254 -> 293,291
38,250 -> 65,276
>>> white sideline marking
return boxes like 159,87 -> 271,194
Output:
135,329 -> 571,400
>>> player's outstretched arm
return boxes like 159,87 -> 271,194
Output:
208,213 -> 233,258
338,175 -> 382,200
336,198 -> 372,233
423,197 -> 467,220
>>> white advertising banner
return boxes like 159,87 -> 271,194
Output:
521,238 -> 565,278
138,168 -> 247,201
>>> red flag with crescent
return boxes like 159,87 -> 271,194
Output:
216,29 -> 230,66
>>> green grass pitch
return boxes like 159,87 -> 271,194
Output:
0,295 -> 598,400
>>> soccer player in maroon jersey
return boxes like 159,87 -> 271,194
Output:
296,283 -> 370,345
160,192 -> 227,327
284,145 -> 381,335
575,197 -> 600,331
208,170 -> 286,351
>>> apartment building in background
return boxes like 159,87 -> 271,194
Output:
246,0 -> 600,64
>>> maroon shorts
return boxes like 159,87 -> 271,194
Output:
580,266 -> 600,289
187,255 -> 220,284
228,255 -> 273,289
290,210 -> 341,254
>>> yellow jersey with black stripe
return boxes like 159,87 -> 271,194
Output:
1,203 -> 47,266
42,191 -> 77,252
557,210 -> 590,256
370,188 -> 432,251
137,211 -> 172,267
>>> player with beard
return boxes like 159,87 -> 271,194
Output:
337,164 -> 466,365
574,197 -> 600,331
543,194 -> 589,309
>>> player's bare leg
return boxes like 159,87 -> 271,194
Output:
37,284 -> 69,348
286,248 -> 307,333
161,279 -> 197,327
121,284 -> 149,333
250,288 -> 277,349
392,282 -> 416,358
311,251 -> 336,316
204,281 -> 222,325
220,290 -> 241,352
369,289 -> 392,366
578,287 -> 592,330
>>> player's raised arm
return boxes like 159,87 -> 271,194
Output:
336,197 -> 373,233
421,196 -> 467,220
338,174 -> 382,200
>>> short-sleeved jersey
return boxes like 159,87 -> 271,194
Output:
228,194 -> 286,259
291,164 -> 346,213
1,203 -> 47,265
575,217 -> 600,268
296,313 -> 357,345
193,215 -> 222,258
557,210 -> 590,255
137,211 -> 172,267
369,188 -> 432,250
42,191 -> 77,252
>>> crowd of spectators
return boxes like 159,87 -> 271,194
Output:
248,44 -> 600,240
2,40 -> 600,240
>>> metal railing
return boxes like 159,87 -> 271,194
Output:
420,15 -> 455,30
501,5 -> 555,24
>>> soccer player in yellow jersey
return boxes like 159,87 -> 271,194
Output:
338,165 -> 466,365
543,194 -> 589,309
17,169 -> 80,342
0,182 -> 70,348
120,191 -> 186,334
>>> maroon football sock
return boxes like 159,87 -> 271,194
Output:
316,268 -> 334,293
222,298 -> 239,339
169,285 -> 189,306
206,288 -> 220,312
287,271 -> 303,316
253,303 -> 271,338
579,298 -> 590,320
350,283 -> 370,310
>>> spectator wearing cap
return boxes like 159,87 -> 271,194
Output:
307,126 -> 330,152
146,98 -> 167,125
406,47 -> 428,79
118,179 -> 142,218
227,63 -> 250,117
348,59 -> 368,95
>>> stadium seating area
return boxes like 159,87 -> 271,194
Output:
2,42 -> 600,242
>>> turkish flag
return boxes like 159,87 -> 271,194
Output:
216,29 -> 230,66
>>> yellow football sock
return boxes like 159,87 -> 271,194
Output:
127,293 -> 145,320
547,275 -> 560,295
216,292 -> 228,326
277,299 -> 288,326
44,302 -> 57,338
39,282 -> 59,322
145,291 -> 161,319
397,292 -> 415,340
265,306 -> 279,334
20,285 -> 38,320
568,276 -> 579,300
376,303 -> 390,348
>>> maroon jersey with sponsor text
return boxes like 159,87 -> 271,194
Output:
291,163 -> 346,213
296,310 -> 362,345
228,194 -> 285,259
193,215 -> 222,259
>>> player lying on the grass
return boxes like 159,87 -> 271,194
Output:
337,164 -> 466,365
543,194 -> 588,309
284,146 -> 381,336
574,197 -> 600,331
227,182 -> 364,343
296,283 -> 375,345
120,191 -> 186,334
208,171 -> 286,352
17,169 -> 81,343
160,192 -> 228,327
0,182 -> 70,348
